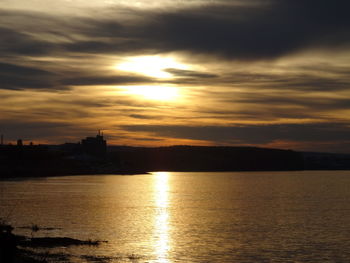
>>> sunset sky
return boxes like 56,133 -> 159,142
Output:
1,0 -> 350,152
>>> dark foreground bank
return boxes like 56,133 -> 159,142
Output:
0,221 -> 105,263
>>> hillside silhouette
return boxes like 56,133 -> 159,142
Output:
2,134 -> 350,178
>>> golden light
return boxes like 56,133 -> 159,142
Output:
121,85 -> 179,101
116,55 -> 189,78
153,172 -> 170,263
154,172 -> 169,208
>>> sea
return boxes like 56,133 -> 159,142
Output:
1,171 -> 350,263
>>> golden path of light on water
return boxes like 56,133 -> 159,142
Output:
153,172 -> 170,263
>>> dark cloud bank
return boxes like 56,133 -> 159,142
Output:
1,0 -> 350,90
0,62 -> 59,90
65,0 -> 350,59
122,123 -> 350,148
2,0 -> 350,59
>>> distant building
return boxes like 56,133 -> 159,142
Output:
17,139 -> 23,146
81,131 -> 107,157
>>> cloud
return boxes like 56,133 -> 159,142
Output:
61,75 -> 153,86
61,0 -> 350,60
2,1 -> 350,60
233,94 -> 350,112
0,63 -> 153,91
128,114 -> 161,119
0,119 -> 78,141
121,123 -> 350,145
145,0 -> 350,59
164,68 -> 218,78
0,62 -> 53,76
194,67 -> 350,92
0,27 -> 56,56
0,62 -> 60,90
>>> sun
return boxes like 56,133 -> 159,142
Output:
121,85 -> 179,101
116,55 -> 188,78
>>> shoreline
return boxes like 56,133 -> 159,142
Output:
2,168 -> 350,181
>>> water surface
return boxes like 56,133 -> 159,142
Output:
1,171 -> 350,262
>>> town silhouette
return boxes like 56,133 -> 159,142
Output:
1,132 -> 350,179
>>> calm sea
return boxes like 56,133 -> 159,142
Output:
1,171 -> 350,262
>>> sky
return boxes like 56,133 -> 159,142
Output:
1,0 -> 350,152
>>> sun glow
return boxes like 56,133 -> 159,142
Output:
122,85 -> 179,101
116,55 -> 189,78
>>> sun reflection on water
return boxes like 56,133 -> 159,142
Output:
153,172 -> 170,263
